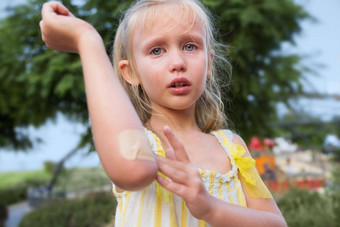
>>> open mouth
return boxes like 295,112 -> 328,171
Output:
168,77 -> 191,88
170,82 -> 188,88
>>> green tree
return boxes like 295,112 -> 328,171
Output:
0,0 -> 308,151
205,0 -> 309,140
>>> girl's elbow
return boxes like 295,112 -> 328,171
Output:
111,159 -> 158,191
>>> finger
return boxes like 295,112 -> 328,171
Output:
42,1 -> 70,19
156,175 -> 187,198
165,148 -> 176,160
42,2 -> 59,19
55,3 -> 71,16
157,156 -> 189,184
163,126 -> 190,163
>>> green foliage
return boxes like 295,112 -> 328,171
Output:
43,161 -> 56,175
277,188 -> 334,227
328,164 -> 340,226
204,0 -> 309,140
277,114 -> 340,149
278,164 -> 340,227
0,166 -> 109,207
0,203 -> 8,225
53,167 -> 110,191
0,178 -> 48,207
19,192 -> 116,227
0,0 -> 87,151
331,191 -> 340,225
0,0 -> 309,149
0,169 -> 51,190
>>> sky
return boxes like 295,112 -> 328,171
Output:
280,0 -> 340,121
0,0 -> 339,172
292,0 -> 340,95
0,114 -> 101,172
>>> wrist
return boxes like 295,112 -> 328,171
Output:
188,189 -> 215,222
77,28 -> 104,54
201,194 -> 216,222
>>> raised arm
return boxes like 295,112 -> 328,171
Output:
40,2 -> 157,190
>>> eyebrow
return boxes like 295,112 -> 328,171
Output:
178,33 -> 205,44
139,31 -> 206,52
139,37 -> 167,53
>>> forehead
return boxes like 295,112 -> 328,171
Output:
133,3 -> 206,38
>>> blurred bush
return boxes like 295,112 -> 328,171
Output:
0,178 -> 48,207
43,161 -> 57,175
53,167 -> 110,191
278,164 -> 340,227
277,188 -> 334,227
19,191 -> 116,227
0,203 -> 8,227
333,148 -> 340,162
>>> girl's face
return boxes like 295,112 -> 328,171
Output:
130,6 -> 210,114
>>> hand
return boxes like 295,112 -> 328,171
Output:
40,1 -> 99,53
156,126 -> 213,220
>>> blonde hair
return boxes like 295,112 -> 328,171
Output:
113,0 -> 230,133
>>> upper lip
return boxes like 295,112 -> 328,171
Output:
168,77 -> 191,88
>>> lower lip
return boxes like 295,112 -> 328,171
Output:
168,86 -> 191,95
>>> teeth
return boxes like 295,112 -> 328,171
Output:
172,82 -> 186,87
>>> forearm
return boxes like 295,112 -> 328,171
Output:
40,1 -> 157,190
204,197 -> 287,227
77,32 -> 157,190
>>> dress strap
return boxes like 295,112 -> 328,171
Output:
144,128 -> 165,156
213,130 -> 273,199
144,129 -> 166,157
211,130 -> 238,177
144,129 -> 173,207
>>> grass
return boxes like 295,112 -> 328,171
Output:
0,169 -> 51,190
0,166 -> 110,191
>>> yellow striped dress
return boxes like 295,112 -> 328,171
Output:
112,129 -> 247,227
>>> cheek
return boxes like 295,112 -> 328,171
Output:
137,69 -> 163,98
194,62 -> 208,93
191,58 -> 208,80
142,76 -> 162,96
136,61 -> 163,89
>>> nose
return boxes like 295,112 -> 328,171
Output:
168,49 -> 187,73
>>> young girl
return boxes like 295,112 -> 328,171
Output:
40,0 -> 287,226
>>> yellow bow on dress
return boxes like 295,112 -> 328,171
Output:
230,143 -> 273,199
230,144 -> 256,186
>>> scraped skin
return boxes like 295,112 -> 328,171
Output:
118,130 -> 155,161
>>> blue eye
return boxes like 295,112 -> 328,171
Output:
151,48 -> 163,55
184,44 -> 196,51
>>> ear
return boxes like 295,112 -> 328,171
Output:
207,50 -> 215,77
119,60 -> 140,86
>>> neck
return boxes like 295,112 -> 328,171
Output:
146,107 -> 201,135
